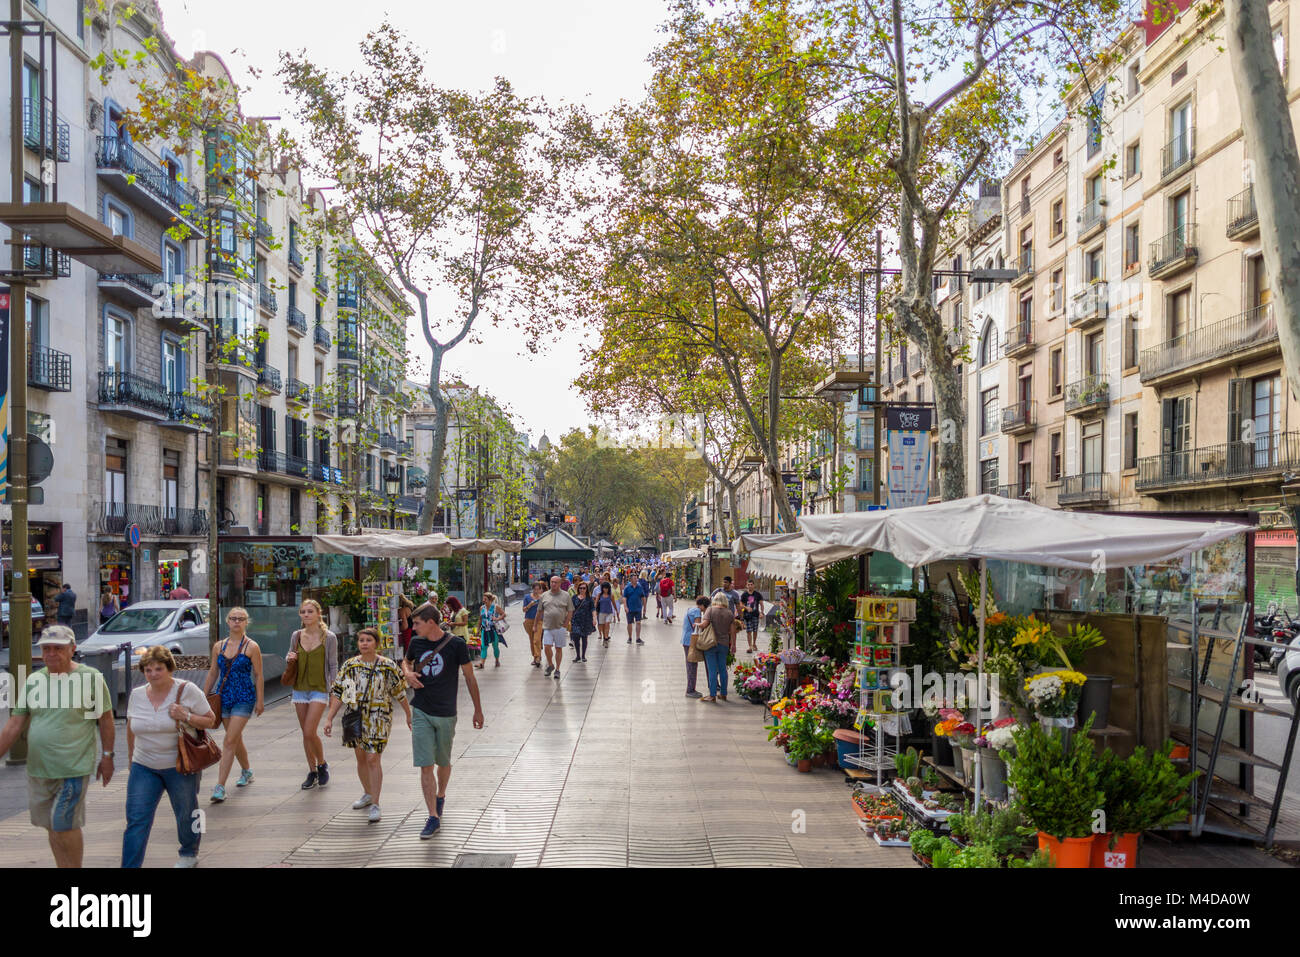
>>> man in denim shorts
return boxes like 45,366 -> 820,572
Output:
0,627 -> 115,867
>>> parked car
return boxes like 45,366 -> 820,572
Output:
1278,633 -> 1300,709
1,596 -> 48,644
77,600 -> 211,664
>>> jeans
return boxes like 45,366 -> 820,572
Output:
571,632 -> 588,658
683,645 -> 698,694
703,644 -> 730,697
122,762 -> 201,868
480,630 -> 500,660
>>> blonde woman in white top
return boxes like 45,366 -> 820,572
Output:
122,645 -> 216,868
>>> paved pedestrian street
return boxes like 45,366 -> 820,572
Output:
0,603 -> 909,868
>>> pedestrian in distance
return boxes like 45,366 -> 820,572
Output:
446,596 -> 471,642
523,580 -> 544,667
623,574 -> 647,644
286,599 -> 338,791
659,569 -> 676,625
326,626 -> 411,824
740,585 -> 765,655
681,596 -> 709,698
570,581 -> 596,662
99,591 -> 119,624
401,603 -> 484,838
55,583 -> 77,626
0,626 -> 114,868
476,592 -> 506,669
711,576 -> 742,615
653,569 -> 664,620
201,607 -> 264,803
596,581 -> 617,643
169,585 -> 192,600
122,645 -> 217,868
696,595 -> 740,704
538,575 -> 572,678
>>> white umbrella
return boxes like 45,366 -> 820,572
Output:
743,535 -> 862,581
312,532 -> 455,559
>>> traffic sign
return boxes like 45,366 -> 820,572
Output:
126,523 -> 141,548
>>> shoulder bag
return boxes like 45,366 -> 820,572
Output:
341,659 -> 376,747
174,681 -> 222,774
206,639 -> 231,722
280,630 -> 301,687
694,615 -> 718,652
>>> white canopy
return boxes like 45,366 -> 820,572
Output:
663,547 -> 707,563
798,494 -> 1253,570
730,532 -> 802,555
449,537 -> 523,555
743,535 -> 862,581
313,532 -> 454,559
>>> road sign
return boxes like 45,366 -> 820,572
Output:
27,434 -> 53,484
126,523 -> 142,548
657,534 -> 664,541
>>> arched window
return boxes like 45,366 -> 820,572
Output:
978,320 -> 998,367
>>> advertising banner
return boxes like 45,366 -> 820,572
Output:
886,430 -> 930,509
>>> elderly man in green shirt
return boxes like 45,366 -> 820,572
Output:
0,626 -> 115,868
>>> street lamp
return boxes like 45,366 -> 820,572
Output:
384,468 -> 401,529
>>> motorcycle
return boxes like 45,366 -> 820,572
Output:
1253,603 -> 1295,672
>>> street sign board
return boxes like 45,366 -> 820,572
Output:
886,406 -> 933,432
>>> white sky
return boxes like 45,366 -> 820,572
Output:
158,0 -> 670,444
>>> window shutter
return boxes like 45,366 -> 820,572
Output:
1161,398 -> 1174,455
1227,378 -> 1250,446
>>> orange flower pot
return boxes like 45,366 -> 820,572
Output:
797,758 -> 812,772
1091,832 -> 1139,868
1037,832 -> 1093,868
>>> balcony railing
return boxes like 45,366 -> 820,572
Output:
1013,250 -> 1034,284
23,246 -> 71,277
1226,186 -> 1258,239
29,345 -> 72,392
1079,198 -> 1105,235
96,502 -> 209,537
315,272 -> 329,296
1064,374 -> 1109,415
337,398 -> 359,417
168,391 -> 215,425
258,450 -> 312,479
891,361 -> 907,383
1070,281 -> 1108,326
1058,472 -> 1111,506
257,365 -> 282,393
992,483 -> 1034,501
95,136 -> 200,218
1139,304 -> 1276,383
287,378 -> 311,403
1148,223 -> 1197,278
287,305 -> 307,334
288,245 -> 304,272
98,369 -> 170,415
379,433 -> 399,451
1000,400 -> 1037,434
23,98 -> 71,161
1160,130 -> 1194,179
1003,321 -> 1033,356
259,283 -> 277,315
1137,432 -> 1300,492
396,440 -> 413,457
255,217 -> 273,244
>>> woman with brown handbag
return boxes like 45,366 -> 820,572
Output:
122,645 -> 217,868
285,599 -> 338,791
695,596 -> 738,703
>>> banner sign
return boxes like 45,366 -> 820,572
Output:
0,289 -> 8,497
886,406 -> 933,432
887,431 -> 931,509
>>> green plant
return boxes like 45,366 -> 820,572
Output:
1008,849 -> 1055,868
803,560 -> 860,663
929,839 -> 961,868
909,830 -> 942,859
324,578 -> 368,626
1054,621 -> 1106,670
922,766 -> 940,790
894,746 -> 920,780
949,804 -> 1029,859
1097,744 -> 1198,836
1007,714 -> 1104,840
897,589 -> 949,674
951,843 -> 1001,868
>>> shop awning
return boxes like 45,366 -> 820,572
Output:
312,532 -> 455,559
449,538 -> 523,555
730,532 -> 802,555
742,536 -> 861,581
1,554 -> 61,570
662,547 -> 706,563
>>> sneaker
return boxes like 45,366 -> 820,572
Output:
544,664 -> 554,676
636,638 -> 644,645
235,769 -> 254,787
532,659 -> 541,668
210,785 -> 226,803
419,816 -> 441,839
686,691 -> 703,698
553,669 -> 561,680
352,793 -> 373,810
174,855 -> 198,868
627,638 -> 632,643
436,795 -> 445,817
316,763 -> 330,788
368,804 -> 382,823
301,771 -> 318,790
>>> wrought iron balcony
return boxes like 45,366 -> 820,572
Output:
98,502 -> 209,537
1058,472 -> 1111,506
97,271 -> 162,309
396,440 -> 414,457
29,345 -> 71,392
161,507 -> 209,536
315,272 -> 329,296
1064,374 -> 1109,416
337,398 -> 359,417
1003,321 -> 1034,357
1226,186 -> 1258,240
287,305 -> 307,335
1000,400 -> 1037,434
1140,304 -> 1277,384
891,361 -> 907,383
1069,281 -> 1108,327
1160,130 -> 1194,179
258,450 -> 312,479
95,136 -> 201,226
337,339 -> 359,362
288,245 -> 304,273
23,98 -> 71,161
1148,224 -> 1197,279
255,217 -> 273,245
98,369 -> 170,418
991,483 -> 1034,501
396,495 -> 422,513
306,461 -> 345,484
258,283 -> 277,315
1012,250 -> 1034,286
314,324 -> 331,351
22,246 -> 71,277
379,433 -> 399,451
257,365 -> 282,393
287,378 -> 311,403
166,392 -> 215,429
1079,198 -> 1105,237
1136,431 -> 1300,493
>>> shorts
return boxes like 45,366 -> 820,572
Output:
744,618 -> 760,632
292,690 -> 330,705
597,613 -> 615,625
412,710 -> 457,767
29,775 -> 89,832
542,628 -> 568,648
224,700 -> 255,718
626,610 -> 644,623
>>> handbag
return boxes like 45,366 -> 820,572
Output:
281,630 -> 300,687
173,681 -> 222,774
694,619 -> 718,652
341,660 -> 377,747
687,632 -> 705,663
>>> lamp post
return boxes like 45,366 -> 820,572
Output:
384,468 -> 400,530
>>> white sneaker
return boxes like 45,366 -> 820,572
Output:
352,793 -> 373,810
368,804 -> 382,823
174,855 -> 198,868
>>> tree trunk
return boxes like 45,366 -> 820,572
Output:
767,355 -> 799,530
418,346 -> 450,535
1225,0 -> 1300,413
931,336 -> 966,500
725,480 -> 739,543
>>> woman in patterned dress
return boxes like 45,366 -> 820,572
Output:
325,627 -> 410,823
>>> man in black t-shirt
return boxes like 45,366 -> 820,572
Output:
739,587 -> 765,655
401,602 -> 484,839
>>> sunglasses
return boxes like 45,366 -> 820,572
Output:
227,616 -> 248,622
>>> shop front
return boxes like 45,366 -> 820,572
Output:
2,522 -> 64,615
98,546 -> 136,612
158,548 -> 191,598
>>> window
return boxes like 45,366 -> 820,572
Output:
1049,431 -> 1062,482
1082,420 -> 1104,474
1169,101 -> 1192,166
1019,226 -> 1032,262
1125,141 -> 1140,179
1017,441 -> 1033,491
916,383 -> 925,405
1252,374 -> 1283,465
1018,362 -> 1033,405
105,438 -> 127,510
858,457 -> 873,493
1123,412 -> 1139,470
1049,346 -> 1063,397
1085,331 -> 1105,376
162,339 -> 183,394
1248,254 -> 1271,308
163,242 -> 183,286
1124,314 -> 1140,369
1275,26 -> 1287,76
980,457 -> 998,494
1050,268 -> 1063,312
287,345 -> 298,379
979,323 -> 998,366
163,450 -> 180,518
257,483 -> 269,535
1050,198 -> 1064,238
104,309 -> 128,372
314,361 -> 324,387
290,489 -> 301,532
1124,222 -> 1140,271
104,198 -> 131,238
1085,245 -> 1104,282
26,295 -> 49,350
1087,84 -> 1105,158
1128,60 -> 1141,95
1163,395 -> 1193,476
1053,147 -> 1064,168
981,387 -> 999,436
1019,293 -> 1033,328
1167,287 -> 1190,340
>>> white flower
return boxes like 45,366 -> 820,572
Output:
986,726 -> 1017,751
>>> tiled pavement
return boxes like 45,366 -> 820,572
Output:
0,602 -> 911,868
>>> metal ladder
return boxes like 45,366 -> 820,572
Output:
1171,599 -> 1299,847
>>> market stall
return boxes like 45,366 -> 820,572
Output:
520,528 -> 594,581
662,546 -> 707,599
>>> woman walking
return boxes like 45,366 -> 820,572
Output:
476,592 -> 506,669
123,646 -> 217,867
285,599 -> 338,790
201,607 -> 264,803
325,627 -> 411,823
397,596 -> 415,658
523,580 -> 544,667
446,597 -> 470,641
99,591 -> 118,624
696,595 -> 739,703
596,581 -> 617,643
570,581 -> 596,663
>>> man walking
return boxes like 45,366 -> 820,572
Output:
681,596 -> 708,698
711,576 -> 742,615
0,626 -> 115,867
659,569 -> 676,625
740,584 -> 765,655
538,575 -> 572,679
55,583 -> 77,627
401,603 -> 484,838
623,573 -> 646,644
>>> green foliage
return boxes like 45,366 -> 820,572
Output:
928,838 -> 961,869
803,560 -> 859,662
909,830 -> 942,859
947,804 -> 1029,859
950,843 -> 1001,869
1007,715 -> 1104,840
893,746 -> 920,781
1097,744 -> 1197,835
1057,622 -> 1107,671
1008,849 -> 1056,868
324,579 -> 368,626
897,589 -> 948,674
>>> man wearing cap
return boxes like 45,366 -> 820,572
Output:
0,626 -> 115,867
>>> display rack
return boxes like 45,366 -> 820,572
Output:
844,596 -> 917,787
361,581 -> 401,656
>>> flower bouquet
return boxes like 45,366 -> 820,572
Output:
1024,669 -> 1088,719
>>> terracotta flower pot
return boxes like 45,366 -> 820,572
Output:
1037,832 -> 1093,868
797,758 -> 812,772
1091,831 -> 1140,868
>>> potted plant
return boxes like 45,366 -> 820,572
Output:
1024,669 -> 1089,747
975,717 -> 1019,803
1092,744 -> 1197,868
1007,715 -> 1104,867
